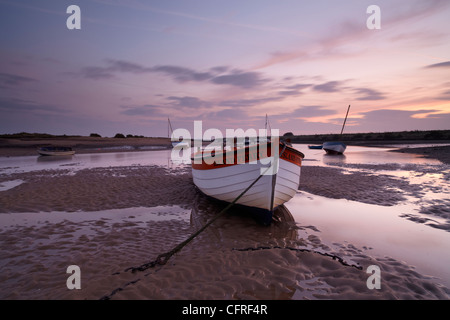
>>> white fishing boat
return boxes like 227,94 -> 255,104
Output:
191,141 -> 304,224
37,146 -> 75,156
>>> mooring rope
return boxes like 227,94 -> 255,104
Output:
125,143 -> 287,273
232,246 -> 363,270
100,143 -> 287,299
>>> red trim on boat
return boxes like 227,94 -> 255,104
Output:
191,143 -> 304,170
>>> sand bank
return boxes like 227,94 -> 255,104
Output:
0,161 -> 449,299
392,145 -> 450,165
0,166 -> 194,213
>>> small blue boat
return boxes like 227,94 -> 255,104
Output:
308,145 -> 323,150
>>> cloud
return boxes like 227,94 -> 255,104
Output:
166,96 -> 212,109
151,65 -> 213,82
107,60 -> 153,73
354,88 -> 386,101
313,81 -> 342,93
219,96 -> 283,108
210,108 -> 249,120
211,70 -> 267,88
209,66 -> 229,73
354,109 -> 450,131
289,105 -> 337,118
121,96 -> 212,118
425,61 -> 450,69
311,81 -> 386,100
286,83 -> 312,90
361,109 -> 433,120
80,60 -> 153,79
120,104 -> 164,117
80,66 -> 115,80
278,90 -> 303,96
153,65 -> 268,88
0,72 -> 37,87
80,60 -> 268,88
0,97 -> 68,117
278,83 -> 312,96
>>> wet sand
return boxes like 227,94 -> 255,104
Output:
392,145 -> 450,165
0,144 -> 449,299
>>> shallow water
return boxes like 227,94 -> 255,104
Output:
0,149 -> 183,175
0,144 -> 443,175
296,144 -> 443,166
285,192 -> 450,288
292,144 -> 450,288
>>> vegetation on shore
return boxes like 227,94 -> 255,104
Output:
283,129 -> 450,144
1,129 -> 449,143
0,132 -> 151,140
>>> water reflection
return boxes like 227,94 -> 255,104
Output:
1,149 -> 183,174
114,153 -> 126,161
285,192 -> 450,287
294,144 -> 442,166
190,193 -> 298,245
322,154 -> 346,166
89,154 -> 102,162
36,155 -> 74,163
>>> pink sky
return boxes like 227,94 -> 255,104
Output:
0,0 -> 449,137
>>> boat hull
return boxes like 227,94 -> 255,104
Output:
322,141 -> 346,155
37,147 -> 75,156
191,143 -> 303,224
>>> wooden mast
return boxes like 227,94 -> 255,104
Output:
168,118 -> 173,138
340,105 -> 351,135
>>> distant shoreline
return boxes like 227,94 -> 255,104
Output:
285,129 -> 450,144
0,136 -> 172,157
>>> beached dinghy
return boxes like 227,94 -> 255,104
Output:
37,146 -> 75,156
191,141 -> 304,224
322,141 -> 346,155
322,105 -> 350,155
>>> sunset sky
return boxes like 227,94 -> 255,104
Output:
1,0 -> 449,137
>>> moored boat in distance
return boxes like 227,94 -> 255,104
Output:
308,145 -> 323,149
168,117 -> 190,148
322,141 -> 346,155
322,105 -> 350,155
37,146 -> 75,156
191,141 -> 304,225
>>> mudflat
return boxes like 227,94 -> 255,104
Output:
0,142 -> 449,299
